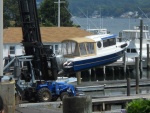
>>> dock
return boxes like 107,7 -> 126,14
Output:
16,78 -> 150,112
92,94 -> 150,112
18,93 -> 150,113
74,79 -> 150,91
107,59 -> 135,66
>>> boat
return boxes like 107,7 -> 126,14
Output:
76,85 -> 105,92
58,34 -> 129,72
120,26 -> 150,68
56,77 -> 78,83
86,28 -> 108,35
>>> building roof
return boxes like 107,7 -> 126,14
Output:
3,27 -> 92,44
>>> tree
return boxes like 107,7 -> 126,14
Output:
3,0 -> 20,28
39,0 -> 73,27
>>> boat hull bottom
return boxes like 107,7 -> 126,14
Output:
64,50 -> 124,72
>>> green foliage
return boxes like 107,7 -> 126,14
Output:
4,0 -> 20,28
67,0 -> 150,17
3,0 -> 73,28
126,99 -> 150,113
39,0 -> 73,27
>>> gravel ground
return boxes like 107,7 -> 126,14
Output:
15,97 -> 63,113
15,105 -> 63,113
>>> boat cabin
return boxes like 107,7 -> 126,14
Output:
86,28 -> 108,35
61,34 -> 117,58
61,38 -> 96,58
121,29 -> 150,41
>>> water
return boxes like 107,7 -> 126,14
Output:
71,17 -> 150,34
83,68 -> 150,97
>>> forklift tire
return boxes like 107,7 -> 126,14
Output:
24,89 -> 36,102
37,88 -> 52,102
51,96 -> 58,101
60,92 -> 69,101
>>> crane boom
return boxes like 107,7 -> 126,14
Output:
18,0 -> 58,80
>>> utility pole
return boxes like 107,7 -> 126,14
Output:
54,0 -> 65,27
0,0 -> 3,80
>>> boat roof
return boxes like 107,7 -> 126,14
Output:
62,37 -> 96,43
86,34 -> 117,42
87,28 -> 107,31
122,30 -> 149,33
62,34 -> 117,43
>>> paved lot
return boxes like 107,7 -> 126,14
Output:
15,105 -> 63,113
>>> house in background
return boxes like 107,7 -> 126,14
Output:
3,27 -> 92,58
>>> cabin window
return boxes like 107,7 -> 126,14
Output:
131,49 -> 137,53
127,48 -> 137,53
127,48 -> 130,53
9,46 -> 15,54
109,38 -> 116,45
97,41 -> 101,48
86,43 -> 94,54
62,41 -> 78,56
79,43 -> 87,55
103,40 -> 109,47
103,38 -> 116,47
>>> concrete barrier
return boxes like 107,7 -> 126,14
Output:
0,81 -> 15,113
63,96 -> 92,113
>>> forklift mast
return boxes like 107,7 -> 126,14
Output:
18,0 -> 58,80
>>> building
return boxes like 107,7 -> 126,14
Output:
3,27 -> 92,58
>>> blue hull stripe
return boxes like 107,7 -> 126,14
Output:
73,50 -> 124,71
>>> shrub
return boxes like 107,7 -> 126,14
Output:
126,99 -> 150,113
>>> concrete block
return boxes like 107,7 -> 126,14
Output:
0,81 -> 15,113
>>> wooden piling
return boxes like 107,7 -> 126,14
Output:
123,51 -> 127,79
135,57 -> 139,94
92,68 -> 96,81
102,103 -> 105,111
147,44 -> 150,79
147,44 -> 150,69
112,67 -> 115,80
139,19 -> 143,79
127,78 -> 130,96
88,69 -> 91,82
76,71 -> 81,85
118,67 -> 121,79
103,66 -> 106,81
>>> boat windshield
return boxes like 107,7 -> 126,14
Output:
79,43 -> 95,55
62,41 -> 79,56
86,43 -> 95,54
62,41 -> 95,57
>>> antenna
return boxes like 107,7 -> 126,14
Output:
99,7 -> 104,29
129,17 -> 131,29
77,7 -> 98,29
87,10 -> 89,29
64,6 -> 83,28
138,6 -> 150,20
